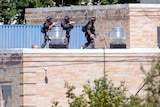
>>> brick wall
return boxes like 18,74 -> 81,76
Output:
0,52 -> 23,107
1,49 -> 159,107
129,5 -> 160,48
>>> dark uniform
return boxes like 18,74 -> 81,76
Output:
82,17 -> 96,49
41,16 -> 54,48
61,16 -> 74,49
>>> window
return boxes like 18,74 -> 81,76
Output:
157,27 -> 160,48
1,85 -> 12,107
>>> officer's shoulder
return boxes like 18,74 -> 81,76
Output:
87,24 -> 92,27
45,21 -> 49,24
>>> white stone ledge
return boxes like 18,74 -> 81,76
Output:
25,4 -> 129,12
129,4 -> 160,8
25,4 -> 160,12
0,48 -> 160,54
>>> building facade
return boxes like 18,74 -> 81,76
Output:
0,48 -> 159,107
0,4 -> 160,107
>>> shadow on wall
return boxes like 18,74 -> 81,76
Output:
0,53 -> 22,72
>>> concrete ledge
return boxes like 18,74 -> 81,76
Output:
25,4 -> 160,12
0,48 -> 160,54
25,4 -> 129,12
129,4 -> 160,8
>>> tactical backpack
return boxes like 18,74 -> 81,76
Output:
82,24 -> 87,32
41,26 -> 45,33
41,22 -> 46,33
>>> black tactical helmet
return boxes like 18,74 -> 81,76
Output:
64,15 -> 70,21
90,17 -> 96,21
46,16 -> 52,21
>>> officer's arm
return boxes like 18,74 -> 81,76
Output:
69,21 -> 75,29
87,25 -> 95,38
61,22 -> 70,29
48,22 -> 57,30
86,25 -> 92,35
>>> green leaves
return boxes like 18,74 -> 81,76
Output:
0,0 -> 17,23
0,0 -> 54,24
51,61 -> 160,107
144,57 -> 160,107
63,77 -> 127,107
97,0 -> 119,5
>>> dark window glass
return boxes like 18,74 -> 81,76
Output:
157,27 -> 160,48
1,85 -> 12,107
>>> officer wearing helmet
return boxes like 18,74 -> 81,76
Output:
61,15 -> 75,49
81,17 -> 96,49
41,16 -> 57,48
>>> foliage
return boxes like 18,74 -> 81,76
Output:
51,57 -> 160,107
79,0 -> 119,5
51,99 -> 59,107
65,81 -> 88,107
101,0 -> 119,5
0,0 -> 17,24
141,57 -> 160,107
0,0 -> 54,24
51,77 -> 140,107
83,78 -> 126,107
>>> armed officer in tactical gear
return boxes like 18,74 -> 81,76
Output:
41,16 -> 57,48
61,15 -> 75,49
81,17 -> 96,49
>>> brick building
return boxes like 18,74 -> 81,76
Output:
0,4 -> 160,107
25,4 -> 160,48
